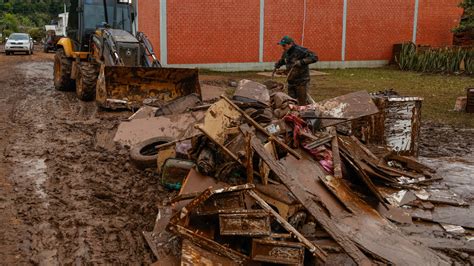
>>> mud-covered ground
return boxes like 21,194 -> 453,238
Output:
0,49 -> 472,264
0,50 -> 162,264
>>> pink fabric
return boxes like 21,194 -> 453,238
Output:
283,114 -> 334,174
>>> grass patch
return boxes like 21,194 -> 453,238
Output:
202,67 -> 474,127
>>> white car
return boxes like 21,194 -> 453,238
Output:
5,33 -> 34,55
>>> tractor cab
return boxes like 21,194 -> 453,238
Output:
67,0 -> 134,51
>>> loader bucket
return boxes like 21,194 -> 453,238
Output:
96,65 -> 201,109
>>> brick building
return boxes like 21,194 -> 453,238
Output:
137,0 -> 463,70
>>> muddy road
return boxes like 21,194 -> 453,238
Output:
0,51 -> 473,264
0,52 -> 161,264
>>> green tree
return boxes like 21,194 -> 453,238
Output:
0,13 -> 20,32
454,0 -> 474,33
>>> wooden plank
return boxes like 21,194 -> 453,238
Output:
221,95 -> 301,159
339,148 -> 389,209
328,127 -> 342,178
280,155 -> 450,266
248,190 -> 328,262
250,137 -> 372,266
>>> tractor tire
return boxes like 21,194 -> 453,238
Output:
75,62 -> 99,101
54,48 -> 74,91
130,137 -> 173,169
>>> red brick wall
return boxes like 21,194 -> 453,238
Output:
345,0 -> 415,61
416,0 -> 464,46
303,0 -> 344,61
137,0 -> 463,65
263,0 -> 304,62
138,0 -> 160,59
167,0 -> 260,64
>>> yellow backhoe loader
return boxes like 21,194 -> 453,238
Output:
54,0 -> 200,109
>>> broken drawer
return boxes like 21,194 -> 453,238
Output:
219,210 -> 271,236
251,239 -> 304,265
196,191 -> 246,215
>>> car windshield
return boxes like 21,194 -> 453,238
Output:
9,34 -> 29,40
83,0 -> 132,32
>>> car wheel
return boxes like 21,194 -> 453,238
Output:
5,51 -> 9,56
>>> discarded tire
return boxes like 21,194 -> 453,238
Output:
130,137 -> 173,169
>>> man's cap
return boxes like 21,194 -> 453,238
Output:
277,36 -> 294,45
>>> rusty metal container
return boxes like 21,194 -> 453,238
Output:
251,239 -> 305,265
219,210 -> 271,236
352,94 -> 423,156
466,88 -> 474,113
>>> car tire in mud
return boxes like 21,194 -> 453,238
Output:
76,62 -> 99,101
130,137 -> 173,169
54,48 -> 74,91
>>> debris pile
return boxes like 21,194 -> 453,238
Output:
115,80 -> 472,265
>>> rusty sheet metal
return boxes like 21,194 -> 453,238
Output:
218,210 -> 271,236
250,138 -> 371,265
196,191 -> 246,215
251,239 -> 305,265
232,79 -> 270,106
181,239 -> 239,266
280,155 -> 450,265
96,65 -> 201,109
113,111 -> 204,147
351,95 -> 423,156
315,91 -> 380,128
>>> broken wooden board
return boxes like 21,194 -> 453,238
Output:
181,239 -> 239,265
431,205 -> 474,229
114,111 -> 204,147
316,91 -> 380,128
199,98 -> 242,145
279,155 -> 451,265
174,168 -> 228,211
250,137 -> 372,265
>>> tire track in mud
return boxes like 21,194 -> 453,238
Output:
0,59 -> 161,264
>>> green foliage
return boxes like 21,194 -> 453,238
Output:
28,27 -> 46,42
0,13 -> 20,32
396,42 -> 474,75
453,0 -> 474,33
0,0 -> 63,41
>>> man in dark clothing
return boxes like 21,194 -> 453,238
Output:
274,36 -> 318,105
